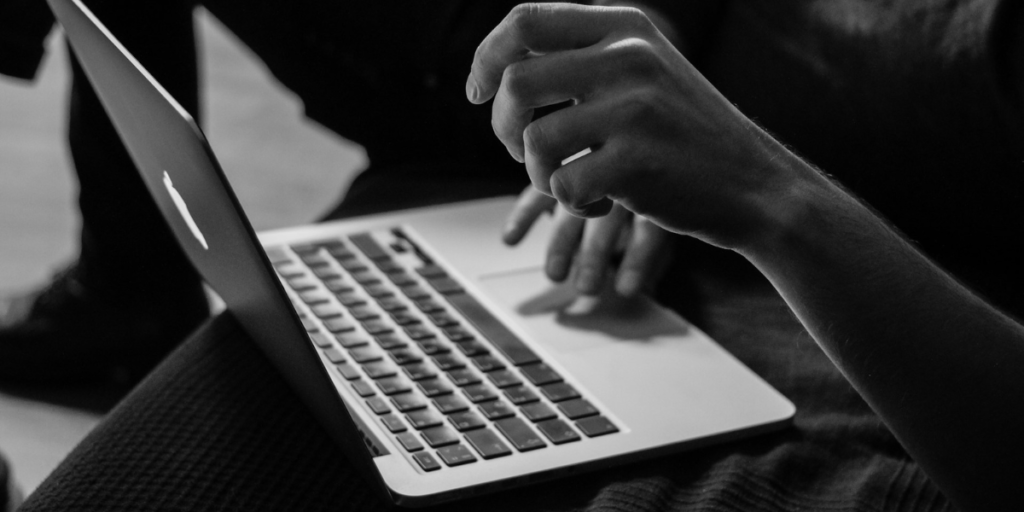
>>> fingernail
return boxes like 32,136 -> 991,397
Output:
616,270 -> 642,297
576,267 -> 601,295
465,76 -> 480,103
506,146 -> 524,163
502,222 -> 519,244
546,256 -> 569,281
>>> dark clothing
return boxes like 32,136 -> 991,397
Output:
3,0 -> 1024,510
702,0 -> 1024,317
20,267 -> 956,512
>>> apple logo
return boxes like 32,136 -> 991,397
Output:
163,170 -> 209,250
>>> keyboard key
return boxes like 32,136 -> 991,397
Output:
402,363 -> 437,381
418,378 -> 454,397
442,326 -> 474,342
301,317 -> 318,333
376,296 -> 407,311
348,305 -> 380,321
446,368 -> 481,387
335,292 -> 366,307
365,397 -> 391,415
539,383 -> 580,402
494,417 -> 546,452
413,298 -> 445,312
432,394 -> 470,414
471,355 -> 505,372
374,333 -> 408,350
376,260 -> 404,274
363,284 -> 393,298
455,341 -> 490,357
300,253 -> 331,268
289,243 -> 321,255
322,317 -> 356,333
361,320 -> 393,335
389,348 -> 423,365
404,325 -> 435,340
427,276 -> 463,295
349,233 -> 389,260
520,402 -> 558,423
447,410 -> 486,431
323,278 -> 355,294
406,409 -> 444,430
311,303 -> 344,319
503,385 -> 540,405
286,276 -> 318,291
327,246 -> 356,261
520,363 -> 563,386
436,444 -> 477,467
478,400 -> 516,421
464,428 -> 512,460
312,267 -> 342,280
351,271 -> 380,286
387,272 -> 417,287
537,419 -> 582,444
433,354 -> 466,371
338,258 -> 367,273
412,451 -> 441,471
390,310 -> 421,326
390,392 -> 428,412
362,361 -> 398,379
417,338 -> 449,355
380,414 -> 407,433
415,264 -> 447,278
376,376 -> 412,395
486,369 -> 522,388
351,380 -> 376,397
299,290 -> 331,305
401,285 -> 432,300
446,292 -> 541,366
461,383 -> 498,403
557,398 -> 599,420
335,332 -> 369,348
576,416 -> 619,437
427,311 -> 458,327
349,347 -> 383,364
265,247 -> 291,265
420,425 -> 460,448
335,363 -> 361,380
321,346 -> 347,363
308,331 -> 333,348
397,432 -> 424,453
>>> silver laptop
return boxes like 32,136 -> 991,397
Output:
51,0 -> 795,506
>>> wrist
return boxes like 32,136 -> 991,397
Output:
730,134 -> 840,263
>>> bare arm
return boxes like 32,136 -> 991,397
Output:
468,4 -> 1024,509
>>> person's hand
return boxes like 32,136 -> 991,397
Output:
467,3 -> 797,251
503,185 -> 674,297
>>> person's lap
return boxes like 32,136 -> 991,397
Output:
18,255 -> 953,511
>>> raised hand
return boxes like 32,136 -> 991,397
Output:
467,3 -> 796,251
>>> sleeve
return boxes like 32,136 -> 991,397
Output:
0,0 -> 56,81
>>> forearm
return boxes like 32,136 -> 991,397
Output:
739,145 -> 1024,511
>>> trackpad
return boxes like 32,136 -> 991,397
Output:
478,268 -> 690,355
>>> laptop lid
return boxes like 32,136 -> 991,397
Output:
47,0 -> 393,499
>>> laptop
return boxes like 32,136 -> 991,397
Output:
50,0 -> 795,506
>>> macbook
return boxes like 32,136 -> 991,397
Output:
50,0 -> 795,505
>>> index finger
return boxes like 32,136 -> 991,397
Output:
466,3 -> 638,104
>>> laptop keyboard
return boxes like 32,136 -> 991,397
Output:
267,228 -> 618,471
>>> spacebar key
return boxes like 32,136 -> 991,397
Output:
445,292 -> 540,366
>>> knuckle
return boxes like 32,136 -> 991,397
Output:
507,3 -> 542,41
501,61 -> 531,103
522,120 -> 551,155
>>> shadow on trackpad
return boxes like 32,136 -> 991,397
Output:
478,268 -> 690,355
